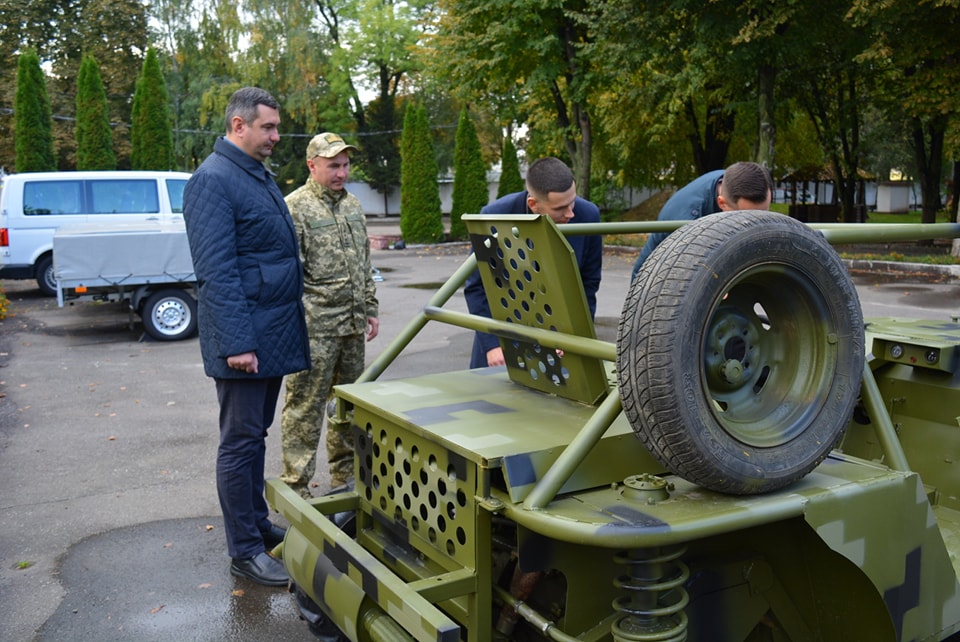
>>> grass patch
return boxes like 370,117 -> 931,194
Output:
837,251 -> 960,265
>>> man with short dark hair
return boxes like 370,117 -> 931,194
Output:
183,86 -> 311,587
631,161 -> 773,279
464,157 -> 602,368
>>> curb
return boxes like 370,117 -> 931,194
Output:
843,259 -> 960,282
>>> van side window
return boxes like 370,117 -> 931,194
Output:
23,180 -> 84,215
90,179 -> 160,214
166,179 -> 187,213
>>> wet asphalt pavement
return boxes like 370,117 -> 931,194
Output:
2,220 -> 960,641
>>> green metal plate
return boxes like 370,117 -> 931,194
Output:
464,213 -> 609,405
337,367 -> 661,503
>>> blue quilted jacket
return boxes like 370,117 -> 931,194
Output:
183,137 -> 311,379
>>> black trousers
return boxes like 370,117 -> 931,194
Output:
214,376 -> 283,559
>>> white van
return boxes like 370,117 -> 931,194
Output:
0,170 -> 191,296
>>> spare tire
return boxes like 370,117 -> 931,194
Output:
617,211 -> 863,494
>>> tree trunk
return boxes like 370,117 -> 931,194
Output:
911,115 -> 946,226
950,160 -> 960,258
686,95 -> 734,176
756,64 -> 777,171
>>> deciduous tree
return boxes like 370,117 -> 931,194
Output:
427,0 -> 597,196
850,0 -> 960,225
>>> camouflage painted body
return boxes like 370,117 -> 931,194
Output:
280,180 -> 377,494
267,216 -> 960,641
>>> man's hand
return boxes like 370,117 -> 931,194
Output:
366,317 -> 379,341
227,351 -> 258,374
486,346 -> 505,367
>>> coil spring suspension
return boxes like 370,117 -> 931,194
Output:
611,545 -> 690,642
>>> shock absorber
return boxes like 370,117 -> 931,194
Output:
610,545 -> 690,642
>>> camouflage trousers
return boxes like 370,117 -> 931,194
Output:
280,333 -> 365,496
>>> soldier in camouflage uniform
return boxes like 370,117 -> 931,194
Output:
280,133 -> 379,498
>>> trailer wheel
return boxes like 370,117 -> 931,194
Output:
616,211 -> 864,494
142,289 -> 197,341
36,254 -> 57,297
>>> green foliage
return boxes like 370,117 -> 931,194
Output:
5,0 -> 957,215
497,138 -> 524,198
364,96 -> 402,196
130,49 -> 174,170
73,0 -> 150,169
449,109 -> 488,240
14,49 -> 56,172
848,0 -> 960,224
75,55 -> 116,170
426,0 -> 597,195
400,103 -> 444,244
160,7 -> 241,171
3,0 -> 148,169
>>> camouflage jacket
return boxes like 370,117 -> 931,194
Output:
285,180 -> 378,336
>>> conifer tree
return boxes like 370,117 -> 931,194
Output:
130,49 -> 173,170
75,55 -> 116,170
14,49 -> 56,172
449,108 -> 488,240
399,104 -> 444,244
497,138 -> 525,198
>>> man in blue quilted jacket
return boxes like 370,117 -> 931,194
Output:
183,87 -> 311,587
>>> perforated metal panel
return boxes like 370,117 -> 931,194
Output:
465,213 -> 609,405
354,413 -> 478,569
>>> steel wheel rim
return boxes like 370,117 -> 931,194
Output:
701,263 -> 837,448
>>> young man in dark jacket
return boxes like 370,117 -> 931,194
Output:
463,157 -> 602,369
183,87 -> 311,587
630,161 -> 773,279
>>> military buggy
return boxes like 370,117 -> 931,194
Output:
267,211 -> 960,641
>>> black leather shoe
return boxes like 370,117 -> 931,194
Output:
230,552 -> 289,587
261,523 -> 287,549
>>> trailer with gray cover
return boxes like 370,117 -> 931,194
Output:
52,222 -> 197,341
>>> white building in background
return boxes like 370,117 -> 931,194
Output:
347,180 -> 652,217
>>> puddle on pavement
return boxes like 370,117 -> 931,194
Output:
36,517 -> 309,641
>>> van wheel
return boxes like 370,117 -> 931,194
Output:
36,254 -> 57,297
616,211 -> 864,495
141,289 -> 197,341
